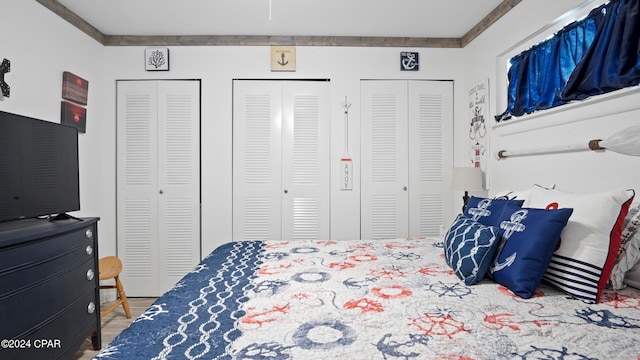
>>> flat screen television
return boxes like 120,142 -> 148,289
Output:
0,110 -> 80,222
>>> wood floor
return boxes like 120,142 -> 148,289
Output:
73,297 -> 157,360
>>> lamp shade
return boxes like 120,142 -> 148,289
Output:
450,167 -> 484,191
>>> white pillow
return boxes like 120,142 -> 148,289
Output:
527,187 -> 635,303
493,184 -> 556,206
608,203 -> 640,290
624,252 -> 640,290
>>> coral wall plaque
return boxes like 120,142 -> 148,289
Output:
146,48 -> 170,71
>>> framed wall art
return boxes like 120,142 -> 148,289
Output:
146,48 -> 170,71
468,78 -> 488,172
400,52 -> 419,71
270,46 -> 296,72
62,71 -> 88,105
61,100 -> 87,133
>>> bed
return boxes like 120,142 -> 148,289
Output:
95,187 -> 640,359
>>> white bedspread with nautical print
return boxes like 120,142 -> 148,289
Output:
95,238 -> 640,359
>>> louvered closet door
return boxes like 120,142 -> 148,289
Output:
117,80 -> 200,296
407,80 -> 453,237
233,80 -> 330,241
156,82 -> 201,291
117,81 -> 160,296
281,82 -> 330,240
361,80 -> 452,239
361,81 -> 410,239
233,81 -> 283,241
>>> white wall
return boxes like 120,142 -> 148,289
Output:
463,0 -> 640,197
1,1 -> 110,252
4,1 -> 466,259
102,46 -> 465,255
12,0 -> 636,260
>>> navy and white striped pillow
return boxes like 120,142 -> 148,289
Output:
528,187 -> 635,303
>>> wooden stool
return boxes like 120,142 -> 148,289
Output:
98,256 -> 131,318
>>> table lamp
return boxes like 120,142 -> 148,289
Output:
450,167 -> 484,212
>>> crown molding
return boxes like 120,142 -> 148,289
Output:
36,0 -> 520,48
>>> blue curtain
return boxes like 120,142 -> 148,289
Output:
495,11 -> 600,121
562,0 -> 640,100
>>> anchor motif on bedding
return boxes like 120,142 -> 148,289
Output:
490,209 -> 527,273
241,304 -> 291,329
467,199 -> 492,221
134,304 -> 168,323
375,333 -> 429,359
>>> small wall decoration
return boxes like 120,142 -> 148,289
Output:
340,96 -> 353,191
270,46 -> 296,72
0,58 -> 10,98
62,71 -> 89,105
61,101 -> 87,133
146,48 -> 170,71
400,52 -> 419,71
468,78 -> 488,172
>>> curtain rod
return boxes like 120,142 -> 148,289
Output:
496,125 -> 640,159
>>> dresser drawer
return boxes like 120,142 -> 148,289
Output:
0,237 -> 96,299
0,225 -> 95,272
0,287 -> 98,360
0,257 -> 97,340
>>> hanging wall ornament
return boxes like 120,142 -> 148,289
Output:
0,58 -> 10,98
340,96 -> 353,190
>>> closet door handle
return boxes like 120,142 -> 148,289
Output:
402,186 -> 408,191
159,190 -> 164,194
284,189 -> 289,194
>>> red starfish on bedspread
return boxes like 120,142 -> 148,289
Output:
292,293 -> 309,300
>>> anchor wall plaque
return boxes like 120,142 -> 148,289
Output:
270,46 -> 296,72
0,58 -> 10,98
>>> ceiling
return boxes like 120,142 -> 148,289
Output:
39,0 -> 522,47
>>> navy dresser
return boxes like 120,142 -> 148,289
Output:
0,217 -> 101,360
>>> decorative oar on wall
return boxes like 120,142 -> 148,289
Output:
340,96 -> 353,190
497,125 -> 640,159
